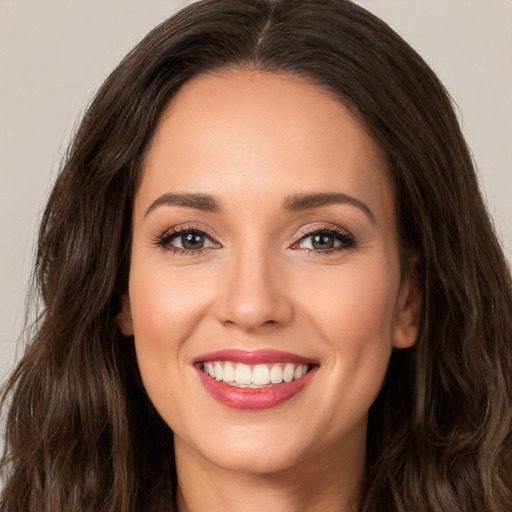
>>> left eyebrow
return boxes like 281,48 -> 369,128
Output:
144,193 -> 221,218
283,192 -> 376,224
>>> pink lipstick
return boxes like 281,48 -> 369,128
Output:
193,349 -> 318,410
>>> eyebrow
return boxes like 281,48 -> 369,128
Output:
144,193 -> 221,217
144,191 -> 375,223
283,192 -> 376,224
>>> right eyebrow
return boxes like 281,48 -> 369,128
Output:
283,192 -> 376,225
144,193 -> 221,218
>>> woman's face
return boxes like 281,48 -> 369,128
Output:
119,70 -> 419,474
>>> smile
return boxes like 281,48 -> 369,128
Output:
194,349 -> 318,410
202,361 -> 310,387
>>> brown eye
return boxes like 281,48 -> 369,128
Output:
156,228 -> 220,254
181,232 -> 205,250
311,234 -> 336,250
294,227 -> 356,253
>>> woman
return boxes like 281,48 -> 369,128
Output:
1,0 -> 511,510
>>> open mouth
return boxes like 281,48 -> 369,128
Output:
199,361 -> 312,388
194,350 -> 319,410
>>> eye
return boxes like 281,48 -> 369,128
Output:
155,227 -> 220,254
173,231 -> 208,250
292,226 -> 356,253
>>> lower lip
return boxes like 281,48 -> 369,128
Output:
196,366 -> 317,410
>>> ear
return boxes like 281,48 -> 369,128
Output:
117,293 -> 134,336
392,258 -> 421,349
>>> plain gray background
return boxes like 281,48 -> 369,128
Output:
1,0 -> 511,380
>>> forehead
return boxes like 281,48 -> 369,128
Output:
138,70 -> 393,224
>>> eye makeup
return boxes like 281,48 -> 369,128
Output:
152,222 -> 356,257
290,224 -> 356,255
153,224 -> 221,256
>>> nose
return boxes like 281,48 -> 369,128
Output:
214,246 -> 294,332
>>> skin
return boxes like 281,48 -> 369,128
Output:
118,70 -> 420,512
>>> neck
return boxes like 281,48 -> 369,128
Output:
174,433 -> 364,512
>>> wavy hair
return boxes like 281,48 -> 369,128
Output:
2,1 -> 511,510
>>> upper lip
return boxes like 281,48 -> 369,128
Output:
192,348 -> 319,366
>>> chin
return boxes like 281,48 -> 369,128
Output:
176,419 -> 312,475
202,444 -> 303,475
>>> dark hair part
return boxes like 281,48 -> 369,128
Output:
2,1 -> 511,510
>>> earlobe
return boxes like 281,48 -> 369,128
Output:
117,294 -> 134,336
392,262 -> 422,349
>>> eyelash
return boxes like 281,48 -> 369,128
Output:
154,225 -> 220,256
154,224 -> 356,256
291,225 -> 356,255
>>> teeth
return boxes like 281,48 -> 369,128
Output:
252,364 -> 270,386
270,364 -> 283,384
223,362 -> 235,382
234,363 -> 252,385
283,363 -> 294,383
202,361 -> 310,387
214,362 -> 223,381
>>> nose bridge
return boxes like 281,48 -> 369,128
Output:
216,239 -> 292,331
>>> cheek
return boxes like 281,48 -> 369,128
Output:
126,257 -> 218,436
126,252 -> 214,395
295,259 -> 399,405
298,259 -> 398,341
129,255 -> 212,341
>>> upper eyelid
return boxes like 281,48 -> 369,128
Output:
161,224 -> 220,241
293,224 -> 352,241
298,225 -> 348,235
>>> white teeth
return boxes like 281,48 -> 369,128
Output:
283,363 -> 295,383
223,362 -> 235,382
252,364 -> 270,386
234,363 -> 252,385
270,364 -> 283,384
214,362 -> 223,381
202,361 -> 311,387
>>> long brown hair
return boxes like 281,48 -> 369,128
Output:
2,1 -> 511,510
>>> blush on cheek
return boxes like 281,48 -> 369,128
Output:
129,266 -> 199,334
308,263 -> 398,340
